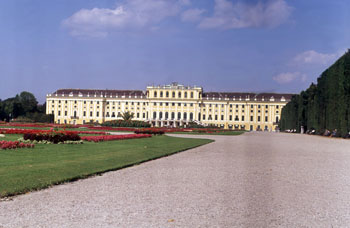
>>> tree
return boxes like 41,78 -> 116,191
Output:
119,111 -> 134,121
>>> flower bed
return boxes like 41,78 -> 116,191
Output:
134,129 -> 165,135
87,126 -> 135,131
0,128 -> 107,135
0,140 -> 34,150
81,134 -> 152,142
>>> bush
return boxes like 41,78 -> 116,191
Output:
134,129 -> 164,135
23,132 -> 81,144
102,120 -> 151,128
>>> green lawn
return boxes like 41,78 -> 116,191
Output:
171,131 -> 245,136
0,135 -> 212,198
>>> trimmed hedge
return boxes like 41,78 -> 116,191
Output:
102,120 -> 151,128
23,133 -> 81,144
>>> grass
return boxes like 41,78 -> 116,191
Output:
171,131 -> 245,136
0,135 -> 212,198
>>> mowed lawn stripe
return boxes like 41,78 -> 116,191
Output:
0,135 -> 213,198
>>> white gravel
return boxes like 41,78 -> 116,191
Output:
1,132 -> 350,227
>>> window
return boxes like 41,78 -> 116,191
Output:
190,92 -> 194,98
107,102 -> 109,105
160,91 -> 163,97
159,112 -> 163,119
235,115 -> 239,121
96,112 -> 99,117
258,116 -> 261,122
230,104 -> 232,108
221,104 -> 224,108
203,114 -> 206,120
258,105 -> 261,108
184,103 -> 187,107
190,103 -> 193,107
276,116 -> 279,123
184,92 -> 188,98
160,103 -> 163,106
97,101 -> 99,104
83,111 -> 86,117
172,92 -> 175,98
143,113 -> 145,118
266,105 -> 268,109
221,115 -> 224,121
178,112 -> 181,120
171,112 -> 175,120
166,91 -> 169,97
65,100 -> 67,104
154,102 -> 157,106
59,100 -> 61,104
251,105 -> 253,108
91,101 -> 93,104
112,112 -> 115,117
242,116 -> 244,121
165,112 -> 168,119
236,105 -> 238,108
172,103 -> 175,106
137,113 -> 139,118
265,116 -> 268,122
178,92 -> 181,98
58,111 -> 61,116
126,102 -> 128,105
229,115 -> 232,121
242,105 -> 245,108
106,112 -> 109,117
190,113 -> 193,120
250,116 -> 253,121
90,111 -> 93,117
65,111 -> 67,116
131,102 -> 134,105
215,115 -> 218,120
154,91 -> 157,97
153,112 -> 157,119
84,101 -> 86,104
276,105 -> 279,109
184,113 -> 187,120
166,103 -> 169,106
208,115 -> 212,120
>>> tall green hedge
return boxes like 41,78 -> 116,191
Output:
280,50 -> 350,137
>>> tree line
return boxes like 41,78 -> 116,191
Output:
0,91 -> 53,123
280,50 -> 350,137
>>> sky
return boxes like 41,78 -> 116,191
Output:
0,0 -> 349,103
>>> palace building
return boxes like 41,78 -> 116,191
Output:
46,83 -> 293,131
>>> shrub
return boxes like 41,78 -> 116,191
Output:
23,132 -> 81,144
102,120 -> 151,128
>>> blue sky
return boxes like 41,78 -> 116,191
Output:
0,0 -> 349,103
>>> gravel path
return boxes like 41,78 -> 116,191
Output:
1,132 -> 350,227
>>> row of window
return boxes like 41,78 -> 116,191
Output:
153,91 -> 198,99
51,100 -> 280,110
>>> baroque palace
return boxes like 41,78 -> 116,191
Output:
46,83 -> 293,131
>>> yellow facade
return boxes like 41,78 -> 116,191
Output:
46,83 -> 292,131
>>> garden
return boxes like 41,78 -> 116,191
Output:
0,122 -> 216,198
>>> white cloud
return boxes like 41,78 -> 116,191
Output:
292,50 -> 339,65
198,0 -> 293,29
63,0 -> 184,37
181,8 -> 206,22
273,72 -> 307,84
